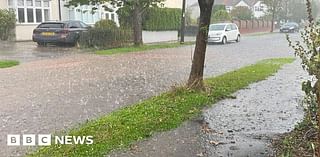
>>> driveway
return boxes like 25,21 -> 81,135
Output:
0,41 -> 84,63
0,33 -> 301,156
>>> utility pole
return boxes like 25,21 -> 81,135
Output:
180,0 -> 186,44
58,0 -> 62,21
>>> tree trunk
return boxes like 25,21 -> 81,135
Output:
270,1 -> 276,33
271,11 -> 275,32
187,0 -> 215,90
132,5 -> 143,46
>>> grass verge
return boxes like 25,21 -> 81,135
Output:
95,42 -> 194,55
28,58 -> 294,157
0,60 -> 19,68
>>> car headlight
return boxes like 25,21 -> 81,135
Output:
290,27 -> 294,29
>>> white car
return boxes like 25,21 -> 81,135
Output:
208,23 -> 241,44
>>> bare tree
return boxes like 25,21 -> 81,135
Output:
187,0 -> 215,89
263,0 -> 283,32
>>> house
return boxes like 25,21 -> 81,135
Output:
187,0 -> 268,20
1,0 -> 183,41
1,0 -> 61,41
60,0 -> 120,26
0,0 -> 119,41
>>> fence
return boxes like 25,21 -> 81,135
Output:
231,20 -> 274,34
185,20 -> 274,36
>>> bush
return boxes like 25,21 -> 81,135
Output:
211,10 -> 231,23
117,7 -> 181,31
143,8 -> 181,31
230,6 -> 253,20
212,5 -> 226,14
94,19 -> 117,29
0,9 -> 16,41
79,27 -> 133,49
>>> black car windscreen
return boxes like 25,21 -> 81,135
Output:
38,23 -> 65,28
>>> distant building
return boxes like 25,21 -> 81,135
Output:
187,0 -> 268,20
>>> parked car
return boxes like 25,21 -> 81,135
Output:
32,20 -> 90,46
280,22 -> 299,33
208,23 -> 241,44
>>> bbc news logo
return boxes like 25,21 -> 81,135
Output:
7,134 -> 93,146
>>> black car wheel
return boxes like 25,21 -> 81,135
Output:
221,37 -> 227,45
236,35 -> 240,42
37,42 -> 47,46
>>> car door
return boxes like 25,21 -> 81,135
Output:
225,24 -> 233,41
231,24 -> 239,40
68,22 -> 83,41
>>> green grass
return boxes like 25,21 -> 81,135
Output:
0,60 -> 19,68
28,58 -> 294,157
95,42 -> 194,55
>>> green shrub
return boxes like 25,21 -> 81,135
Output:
117,7 -> 132,28
94,19 -> 117,29
117,7 -> 181,31
79,27 -> 133,49
0,9 -> 16,41
143,8 -> 181,31
230,6 -> 253,20
212,5 -> 226,14
211,10 -> 232,23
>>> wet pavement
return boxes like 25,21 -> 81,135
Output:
0,41 -> 84,62
0,33 -> 304,156
202,61 -> 306,157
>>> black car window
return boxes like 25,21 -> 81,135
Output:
226,25 -> 232,31
38,23 -> 64,28
231,24 -> 237,30
68,22 -> 81,28
80,21 -> 89,28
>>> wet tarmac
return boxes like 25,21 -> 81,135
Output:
0,41 -> 83,62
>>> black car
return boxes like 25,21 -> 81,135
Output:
280,22 -> 300,33
32,20 -> 90,46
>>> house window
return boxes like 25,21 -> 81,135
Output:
26,0 -> 33,6
8,0 -> 14,6
111,13 -> 115,21
36,9 -> 42,22
105,13 -> 110,20
44,9 -> 49,21
27,8 -> 34,22
17,0 -> 24,6
10,0 -> 51,24
35,0 -> 41,7
18,8 -> 25,23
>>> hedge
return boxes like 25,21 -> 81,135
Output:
0,9 -> 15,41
143,8 -> 181,31
79,28 -> 133,49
